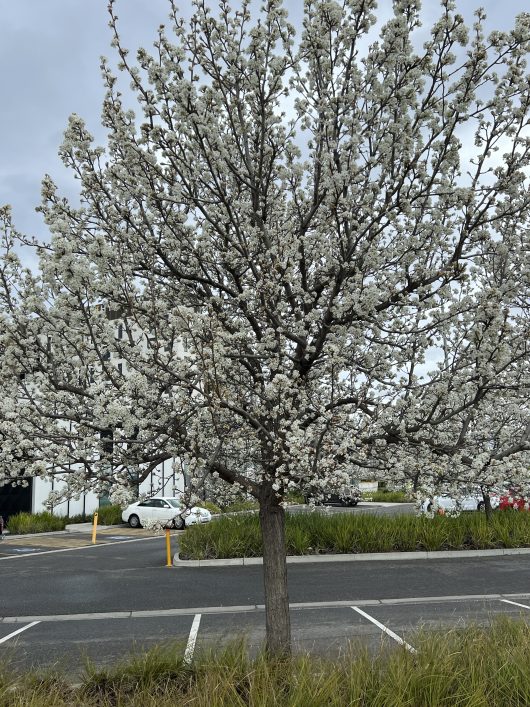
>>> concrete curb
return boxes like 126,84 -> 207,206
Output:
174,546 -> 530,567
4,592 -> 530,624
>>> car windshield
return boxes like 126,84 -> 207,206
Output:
167,499 -> 182,508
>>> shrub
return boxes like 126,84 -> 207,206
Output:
95,504 -> 123,525
59,505 -> 123,526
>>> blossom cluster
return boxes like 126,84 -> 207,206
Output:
0,1 -> 529,511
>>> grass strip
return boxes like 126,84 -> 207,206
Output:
179,509 -> 530,560
362,490 -> 412,502
0,618 -> 529,706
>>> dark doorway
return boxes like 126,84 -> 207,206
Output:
0,479 -> 33,524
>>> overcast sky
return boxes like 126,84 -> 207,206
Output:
1,0 -> 527,251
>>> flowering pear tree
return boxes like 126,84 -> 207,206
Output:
2,0 -> 530,653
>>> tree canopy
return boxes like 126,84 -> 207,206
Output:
1,0 -> 530,653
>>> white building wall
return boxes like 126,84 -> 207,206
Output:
32,477 -> 100,517
32,460 -> 185,517
138,460 -> 185,499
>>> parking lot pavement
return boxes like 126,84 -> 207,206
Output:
0,536 -> 94,557
194,597 -> 530,658
1,614 -> 196,678
1,595 -> 529,677
0,527 -> 182,558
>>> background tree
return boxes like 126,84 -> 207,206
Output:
2,0 -> 530,654
359,241 -> 530,515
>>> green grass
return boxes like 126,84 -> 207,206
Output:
179,509 -> 530,560
284,491 -> 306,505
220,499 -> 260,513
0,619 -> 529,705
362,490 -> 412,502
199,500 -> 223,514
6,505 -> 123,534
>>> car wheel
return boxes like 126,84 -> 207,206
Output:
172,516 -> 185,530
477,501 -> 485,512
128,514 -> 141,528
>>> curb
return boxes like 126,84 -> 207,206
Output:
174,546 -> 530,567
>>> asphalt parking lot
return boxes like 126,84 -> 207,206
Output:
0,525 -> 181,558
2,594 -> 529,678
1,507 -> 528,679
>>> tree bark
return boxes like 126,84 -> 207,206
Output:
482,489 -> 494,522
258,493 -> 291,656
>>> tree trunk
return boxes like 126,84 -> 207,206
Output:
482,489 -> 494,522
258,494 -> 291,656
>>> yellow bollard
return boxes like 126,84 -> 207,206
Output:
92,511 -> 98,544
165,528 -> 172,567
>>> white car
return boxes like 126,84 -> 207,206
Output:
121,497 -> 212,529
420,493 -> 500,514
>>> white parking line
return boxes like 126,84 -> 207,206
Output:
184,614 -> 201,663
0,621 -> 40,644
351,606 -> 417,653
500,599 -> 530,610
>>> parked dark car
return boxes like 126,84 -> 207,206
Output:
304,486 -> 361,507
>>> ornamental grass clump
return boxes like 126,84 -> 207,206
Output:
180,514 -> 262,560
82,643 -> 194,703
415,516 -> 452,551
1,618 -> 529,706
5,505 -> 124,535
6,511 -> 67,535
285,524 -> 312,555
179,510 -> 530,560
